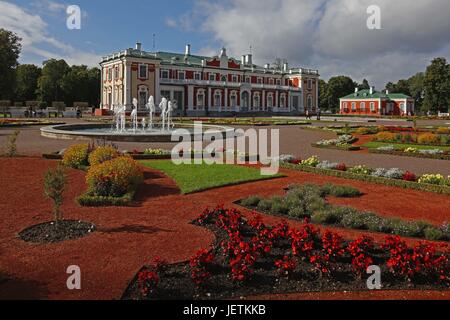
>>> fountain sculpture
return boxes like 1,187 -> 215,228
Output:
146,96 -> 155,129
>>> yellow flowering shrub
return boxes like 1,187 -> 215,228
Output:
88,146 -> 119,166
417,133 -> 439,145
62,144 -> 90,169
86,156 -> 143,197
374,131 -> 396,142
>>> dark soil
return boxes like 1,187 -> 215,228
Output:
19,220 -> 96,244
122,220 -> 449,300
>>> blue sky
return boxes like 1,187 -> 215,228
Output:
2,0 -> 450,88
5,0 -> 217,65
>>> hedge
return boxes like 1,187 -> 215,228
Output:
312,143 -> 361,151
77,190 -> 136,207
281,163 -> 450,195
369,149 -> 450,161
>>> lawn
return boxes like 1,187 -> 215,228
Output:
363,141 -> 450,152
141,160 -> 283,194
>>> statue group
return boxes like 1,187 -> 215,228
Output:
112,96 -> 177,133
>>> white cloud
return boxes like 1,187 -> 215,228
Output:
0,1 -> 98,66
179,0 -> 450,88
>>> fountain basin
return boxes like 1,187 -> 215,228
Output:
40,123 -> 235,142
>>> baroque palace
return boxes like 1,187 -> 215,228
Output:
100,43 -> 319,116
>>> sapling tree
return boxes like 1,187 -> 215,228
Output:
44,165 -> 66,228
3,130 -> 20,157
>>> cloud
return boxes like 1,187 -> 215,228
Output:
180,0 -> 450,88
0,1 -> 98,66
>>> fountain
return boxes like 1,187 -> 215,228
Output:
41,96 -> 235,142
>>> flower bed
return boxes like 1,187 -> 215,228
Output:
238,184 -> 450,241
281,156 -> 450,195
313,135 -> 360,151
122,206 -> 449,300
369,148 -> 450,160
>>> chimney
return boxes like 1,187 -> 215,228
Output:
355,87 -> 359,93
246,54 -> 253,66
283,62 -> 289,72
135,42 -> 142,51
386,89 -> 389,95
185,44 -> 191,56
370,86 -> 374,94
241,55 -> 246,65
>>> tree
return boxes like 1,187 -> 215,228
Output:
87,67 -> 101,106
318,79 -> 329,111
37,59 -> 70,104
15,64 -> 41,101
61,65 -> 91,106
408,72 -> 425,111
43,166 -> 66,228
326,76 -> 355,113
358,79 -> 370,90
0,29 -> 21,99
423,57 -> 450,113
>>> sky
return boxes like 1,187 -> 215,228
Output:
1,0 -> 450,89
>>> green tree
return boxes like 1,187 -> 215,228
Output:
326,76 -> 355,113
358,79 -> 370,90
87,67 -> 101,106
408,72 -> 425,111
60,65 -> 100,107
0,29 -> 21,100
15,64 -> 41,101
423,57 -> 450,113
318,79 -> 329,111
44,166 -> 66,228
37,59 -> 70,104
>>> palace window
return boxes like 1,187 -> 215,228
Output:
351,102 -> 356,111
221,75 -> 227,82
267,93 -> 273,108
114,66 -> 119,79
232,75 -> 238,83
196,91 -> 205,109
370,102 -> 376,112
209,73 -> 216,81
253,93 -> 260,109
178,71 -> 185,80
280,94 -> 286,108
360,102 -> 366,111
257,77 -> 263,84
194,72 -> 201,80
214,91 -> 222,107
307,95 -> 313,110
343,102 -> 348,111
230,91 -> 237,108
307,79 -> 313,90
269,78 -> 274,85
139,64 -> 148,79
245,76 -> 251,83
107,68 -> 112,81
161,70 -> 169,79
276,79 -> 281,86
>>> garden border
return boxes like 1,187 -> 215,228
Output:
281,163 -> 450,195
368,149 -> 450,161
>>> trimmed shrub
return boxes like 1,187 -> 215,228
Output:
348,165 -> 373,175
88,146 -> 119,166
418,174 -> 446,185
374,131 -> 396,142
301,156 -> 320,167
62,144 -> 90,169
257,199 -> 273,212
417,133 -> 439,145
86,157 -> 143,197
424,227 -> 445,241
240,196 -> 262,207
321,183 -> 362,198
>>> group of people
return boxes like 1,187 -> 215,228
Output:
305,108 -> 321,120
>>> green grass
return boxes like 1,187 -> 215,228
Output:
363,141 -> 450,152
141,160 -> 283,194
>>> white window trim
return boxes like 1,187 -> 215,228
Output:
360,102 -> 366,110
161,69 -> 169,79
370,102 -> 376,111
209,73 -> 216,81
178,71 -> 185,80
194,72 -> 201,80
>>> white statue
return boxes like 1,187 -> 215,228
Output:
146,96 -> 155,129
131,98 -> 138,132
166,100 -> 177,129
159,97 -> 168,131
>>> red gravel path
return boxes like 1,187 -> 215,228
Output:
0,157 -> 449,300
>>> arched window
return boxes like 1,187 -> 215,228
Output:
253,93 -> 260,110
351,102 -> 356,111
280,94 -> 286,108
230,91 -> 237,108
343,102 -> 348,111
360,102 -> 366,111
267,93 -> 273,108
221,75 -> 227,82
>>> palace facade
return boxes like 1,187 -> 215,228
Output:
100,43 -> 319,116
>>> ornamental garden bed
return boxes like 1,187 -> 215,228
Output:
122,206 -> 449,300
236,183 -> 450,242
368,148 -> 450,161
280,159 -> 450,196
312,135 -> 361,151
312,143 -> 361,151
19,220 -> 96,244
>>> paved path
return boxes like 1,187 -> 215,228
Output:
1,119 -> 449,175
